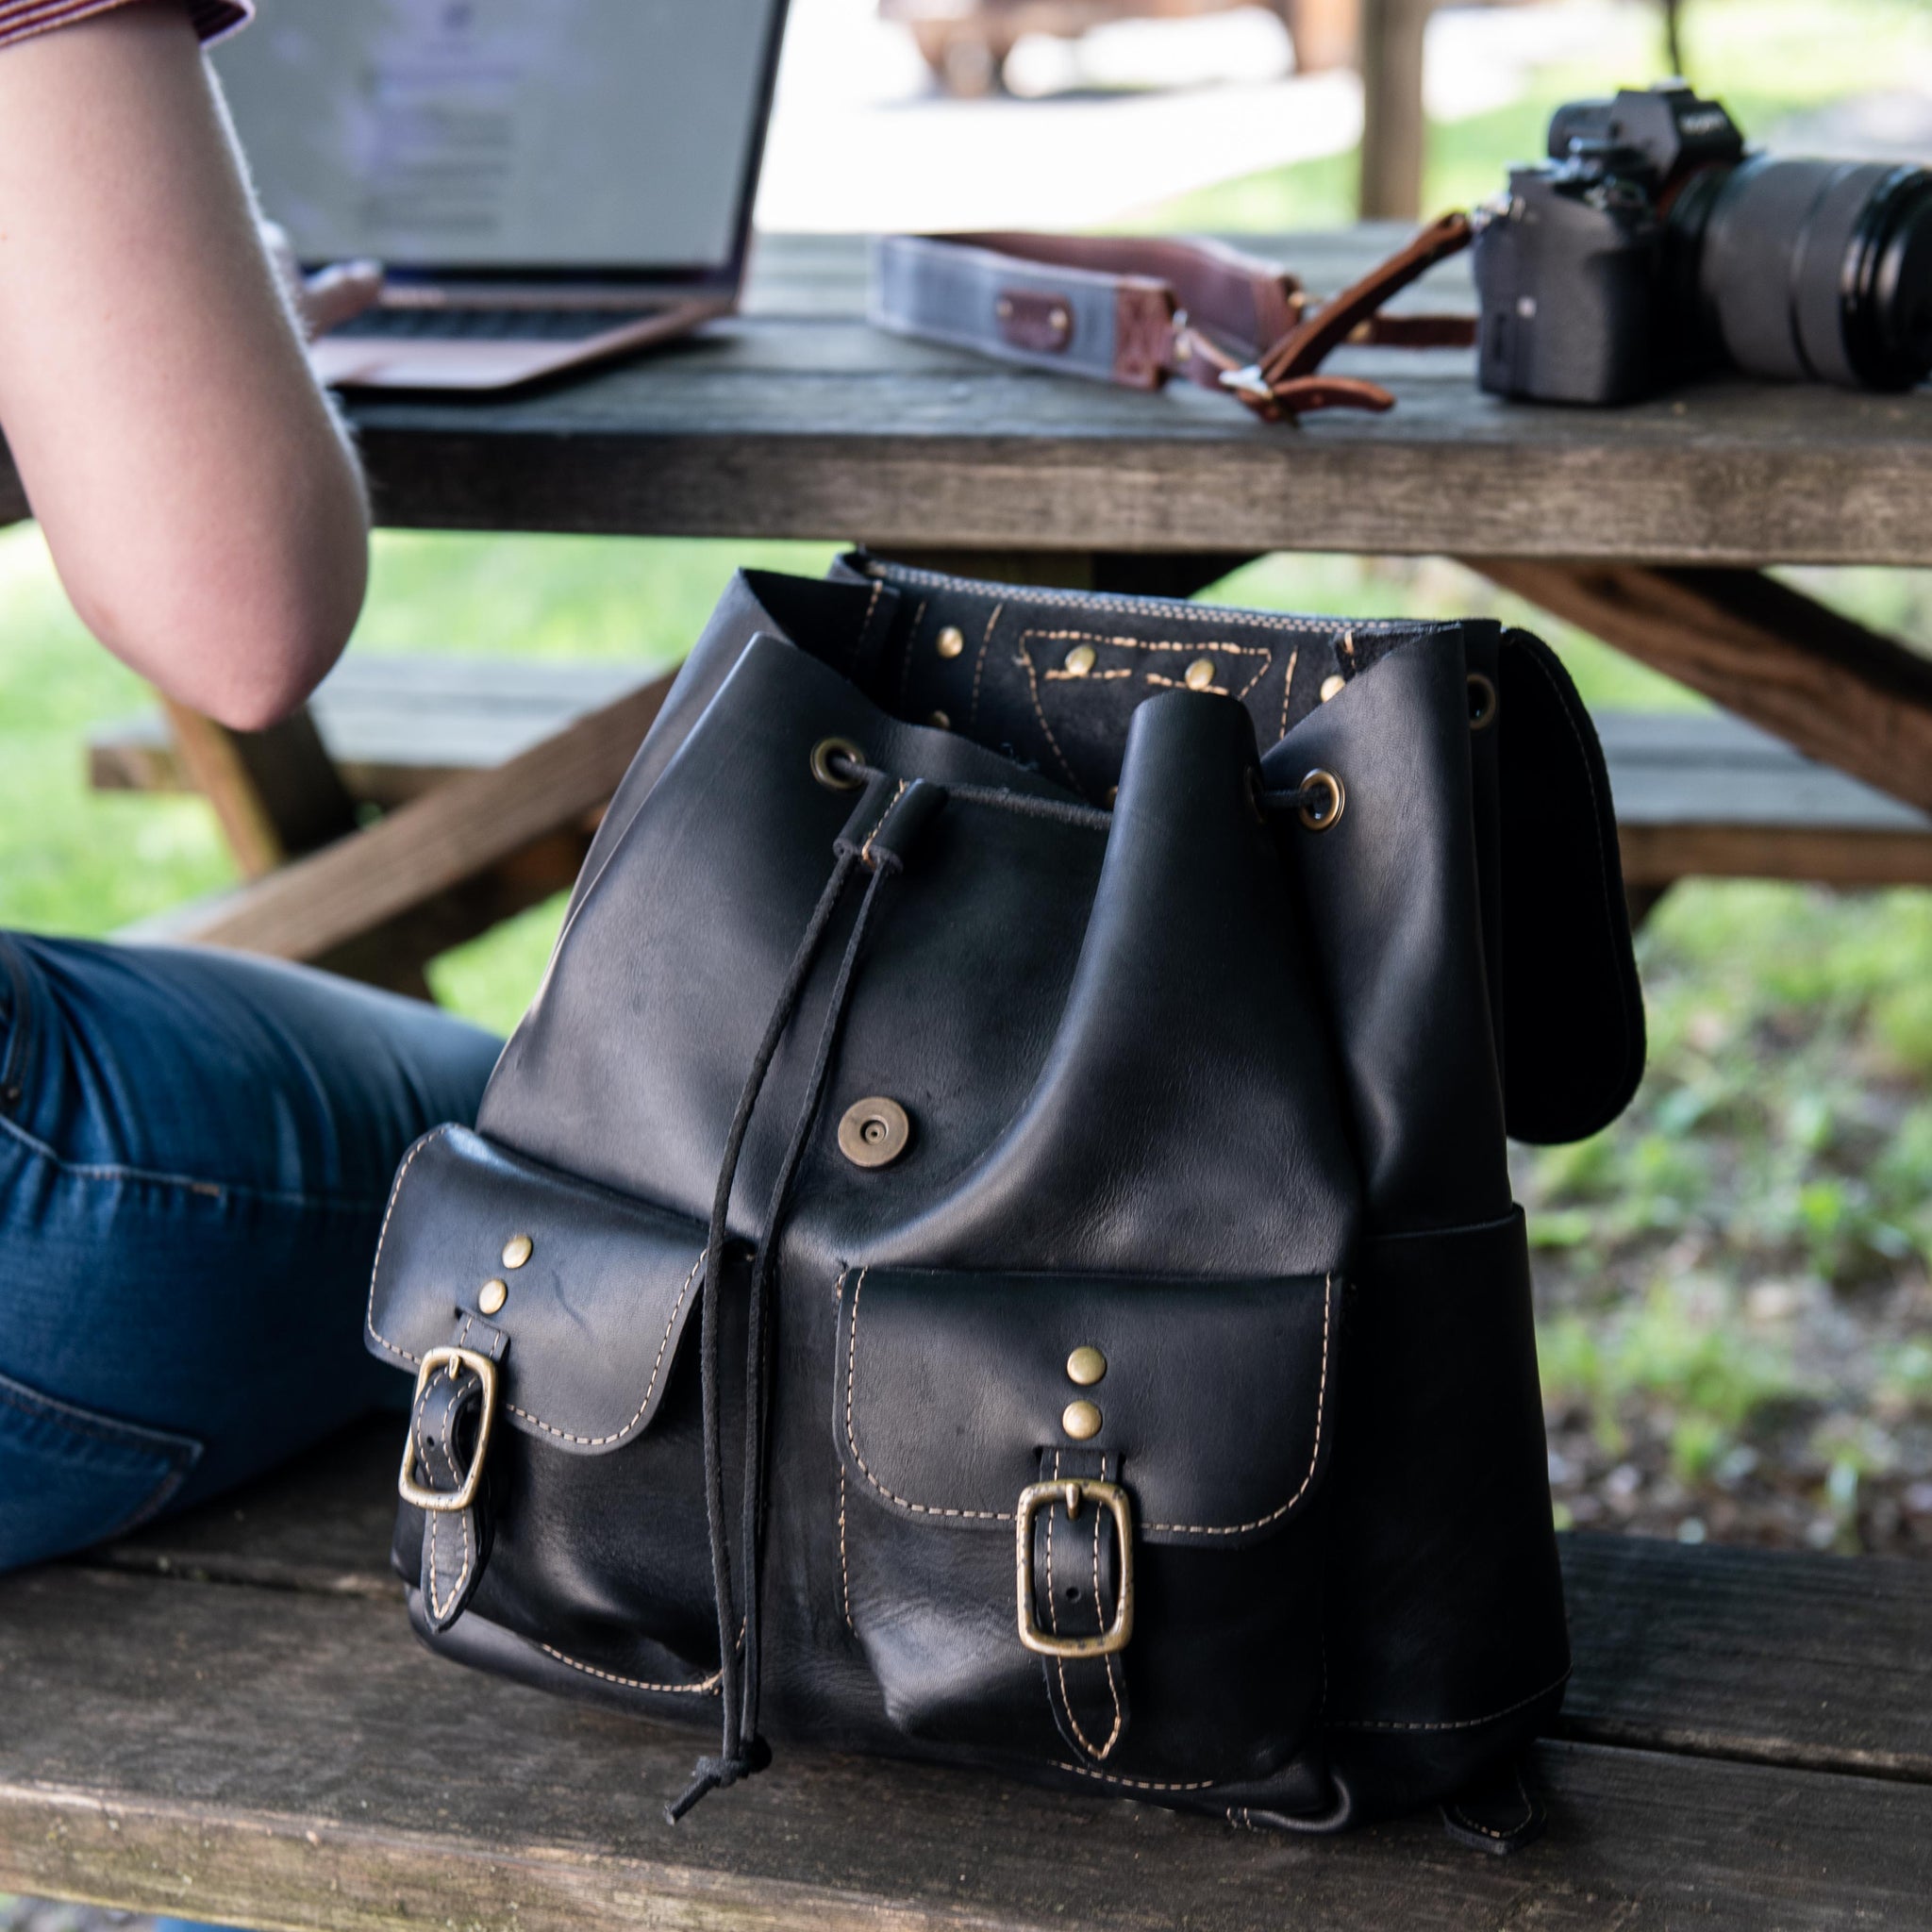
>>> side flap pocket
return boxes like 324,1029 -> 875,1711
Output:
835,1265 -> 1340,1544
368,1124 -> 706,1455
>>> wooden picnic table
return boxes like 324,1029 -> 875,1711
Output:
52,225 -> 1932,993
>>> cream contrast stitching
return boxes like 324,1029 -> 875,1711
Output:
1043,666 -> 1133,682
366,1124 -> 456,1365
841,1270 -> 1336,1534
1325,1667 -> 1571,1732
1013,641 -> 1081,791
1057,1761 -> 1217,1792
1446,1768 -> 1537,1840
839,1466 -> 857,1636
504,1249 -> 704,1446
858,778 -> 908,872
1143,1274 -> 1332,1535
896,597 -> 927,708
1045,1446 -> 1124,1762
968,600 -> 1003,733
1278,645 -> 1299,742
539,1642 -> 721,1696
842,1268 -> 1008,1520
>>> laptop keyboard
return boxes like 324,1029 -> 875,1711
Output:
328,307 -> 661,341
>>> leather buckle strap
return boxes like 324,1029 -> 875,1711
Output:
1015,1478 -> 1135,1658
398,1346 -> 499,1512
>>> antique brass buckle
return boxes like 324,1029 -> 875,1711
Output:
1014,1478 -> 1135,1659
397,1346 -> 499,1514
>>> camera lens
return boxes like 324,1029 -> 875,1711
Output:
1676,155 -> 1932,389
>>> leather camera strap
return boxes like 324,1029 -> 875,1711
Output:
869,212 -> 1476,421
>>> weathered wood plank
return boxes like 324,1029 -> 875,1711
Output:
5,234 -> 1930,562
1561,1533 -> 1932,1784
160,672 -> 672,967
158,701 -> 362,879
1474,562 -> 1932,815
5,1565 -> 1932,1932
84,1421 -> 1932,1788
1357,0 -> 1430,220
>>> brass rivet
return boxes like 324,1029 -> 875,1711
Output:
1320,673 -> 1346,703
1064,643 -> 1096,677
1175,336 -> 1191,361
1467,671 -> 1498,731
1066,1345 -> 1107,1387
1298,767 -> 1346,833
501,1234 -> 533,1270
928,708 -> 952,730
996,297 -> 1014,321
838,1095 -> 912,1169
1184,657 -> 1216,691
811,736 -> 866,791
936,625 -> 965,659
1049,305 -> 1070,332
1062,1399 -> 1102,1441
1105,785 -> 1118,808
478,1278 -> 508,1316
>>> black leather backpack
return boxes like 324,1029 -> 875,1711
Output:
366,557 -> 1643,1846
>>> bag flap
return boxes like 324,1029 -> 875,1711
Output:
367,1125 -> 707,1456
1496,628 -> 1647,1144
834,1266 -> 1341,1546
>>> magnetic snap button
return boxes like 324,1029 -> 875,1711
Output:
838,1096 -> 912,1169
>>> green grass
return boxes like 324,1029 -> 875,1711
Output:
1122,0 -> 1932,233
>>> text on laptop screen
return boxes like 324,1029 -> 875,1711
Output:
213,0 -> 780,275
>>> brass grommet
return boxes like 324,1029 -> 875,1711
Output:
811,736 -> 865,791
838,1095 -> 912,1169
1297,768 -> 1346,833
1467,671 -> 1498,731
1066,1346 -> 1107,1387
501,1234 -> 533,1270
1320,673 -> 1347,703
936,625 -> 966,659
1064,643 -> 1096,677
478,1278 -> 508,1317
1061,1399 -> 1103,1441
1183,657 -> 1217,692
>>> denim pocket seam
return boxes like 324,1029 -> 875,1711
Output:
0,1374 -> 202,1542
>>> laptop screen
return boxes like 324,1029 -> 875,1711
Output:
212,0 -> 787,279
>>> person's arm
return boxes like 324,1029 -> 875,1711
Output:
0,0 -> 370,730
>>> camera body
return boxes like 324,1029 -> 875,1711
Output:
1473,82 -> 1932,404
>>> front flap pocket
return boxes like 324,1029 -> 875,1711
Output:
368,1124 -> 707,1455
833,1264 -> 1343,1794
836,1265 -> 1339,1543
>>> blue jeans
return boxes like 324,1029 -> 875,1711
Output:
0,934 -> 501,1572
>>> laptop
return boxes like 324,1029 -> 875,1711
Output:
213,0 -> 791,391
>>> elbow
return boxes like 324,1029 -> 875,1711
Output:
62,489 -> 370,730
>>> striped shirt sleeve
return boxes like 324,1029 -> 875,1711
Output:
0,0 -> 252,51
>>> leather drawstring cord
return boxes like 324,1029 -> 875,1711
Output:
670,772 -> 940,1824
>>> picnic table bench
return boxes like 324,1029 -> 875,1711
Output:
4,1416 -> 1930,1928
8,225 -> 1932,1926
